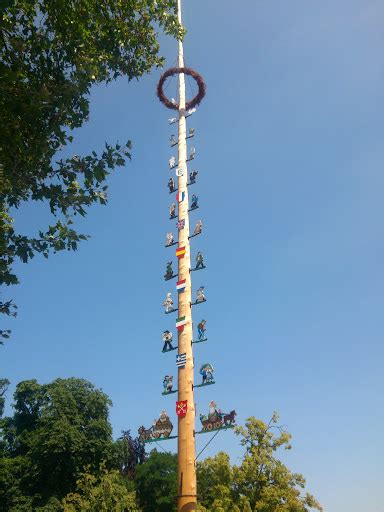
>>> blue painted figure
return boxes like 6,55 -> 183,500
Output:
162,330 -> 174,352
163,375 -> 173,393
195,251 -> 205,270
199,363 -> 214,385
189,170 -> 198,184
168,177 -> 175,193
190,194 -> 198,210
197,319 -> 206,340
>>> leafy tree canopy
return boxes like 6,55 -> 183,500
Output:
62,463 -> 140,512
134,449 -> 177,512
0,0 -> 182,338
0,377 -> 115,509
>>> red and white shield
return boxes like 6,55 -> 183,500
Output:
176,400 -> 188,417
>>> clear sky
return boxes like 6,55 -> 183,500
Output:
2,1 -> 383,511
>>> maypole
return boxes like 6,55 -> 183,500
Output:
137,2 -> 236,511
174,2 -> 197,509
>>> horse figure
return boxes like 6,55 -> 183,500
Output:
223,410 -> 237,426
138,425 -> 153,442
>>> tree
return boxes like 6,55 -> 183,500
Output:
115,430 -> 146,479
0,377 -> 115,509
134,450 -> 177,512
0,0 -> 183,337
0,379 -> 9,417
62,463 -> 140,512
234,413 -> 322,512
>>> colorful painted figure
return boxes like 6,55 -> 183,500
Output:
193,220 -> 202,236
169,156 -> 176,168
152,410 -> 173,438
195,251 -> 205,269
170,135 -> 177,146
163,375 -> 174,393
166,232 -> 174,247
189,170 -> 198,184
196,286 -> 206,303
164,261 -> 174,280
162,330 -> 174,351
162,292 -> 174,312
197,319 -> 206,340
188,147 -> 196,160
177,219 -> 185,230
169,203 -> 176,218
200,363 -> 214,384
168,177 -> 176,193
190,194 -> 198,210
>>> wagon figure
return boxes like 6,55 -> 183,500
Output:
152,410 -> 173,439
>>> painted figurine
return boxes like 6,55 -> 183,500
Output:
188,147 -> 196,160
197,319 -> 206,340
176,219 -> 185,230
169,156 -> 176,168
189,170 -> 198,184
163,375 -> 174,393
193,220 -> 202,236
168,117 -> 177,124
200,363 -> 214,385
169,203 -> 176,218
195,251 -> 205,269
164,261 -> 174,280
166,232 -> 174,247
162,330 -> 174,351
152,410 -> 173,439
190,194 -> 198,210
188,127 -> 195,137
196,286 -> 206,303
162,292 -> 174,312
170,135 -> 177,146
168,177 -> 175,193
187,107 -> 196,116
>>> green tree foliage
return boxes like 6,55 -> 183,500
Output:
134,450 -> 177,512
0,378 -> 115,509
62,463 -> 140,512
196,413 -> 321,512
0,0 -> 183,337
0,379 -> 10,417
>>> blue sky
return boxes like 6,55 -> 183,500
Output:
2,1 -> 384,510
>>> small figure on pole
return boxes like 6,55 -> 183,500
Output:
165,232 -> 175,247
190,194 -> 198,210
196,286 -> 206,303
187,147 -> 196,161
177,219 -> 185,231
169,156 -> 176,169
189,170 -> 198,184
163,375 -> 174,394
169,203 -> 176,219
162,292 -> 174,313
193,220 -> 202,236
187,127 -> 195,138
162,330 -> 174,352
170,135 -> 177,146
197,319 -> 207,341
195,251 -> 205,270
168,177 -> 176,193
199,363 -> 214,385
164,261 -> 174,281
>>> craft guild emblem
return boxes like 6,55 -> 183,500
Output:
176,400 -> 188,417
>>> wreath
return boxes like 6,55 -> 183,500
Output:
157,67 -> 206,111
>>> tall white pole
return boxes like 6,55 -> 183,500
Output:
176,0 -> 197,510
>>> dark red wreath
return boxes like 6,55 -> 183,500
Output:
157,67 -> 206,111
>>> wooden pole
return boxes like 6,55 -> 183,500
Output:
176,1 -> 197,510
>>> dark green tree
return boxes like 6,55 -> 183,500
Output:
0,377 -> 115,509
134,449 -> 177,512
0,0 -> 182,338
